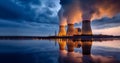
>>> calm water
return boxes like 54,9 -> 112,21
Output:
0,40 -> 120,63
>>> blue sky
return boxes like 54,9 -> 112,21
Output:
0,0 -> 120,36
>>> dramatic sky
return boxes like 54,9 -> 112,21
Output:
0,0 -> 120,36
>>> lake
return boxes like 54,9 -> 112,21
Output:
0,39 -> 120,63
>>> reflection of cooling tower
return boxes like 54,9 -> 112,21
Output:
74,41 -> 82,48
67,24 -> 75,36
58,39 -> 66,50
58,26 -> 66,36
67,40 -> 75,52
82,20 -> 92,35
81,40 -> 92,55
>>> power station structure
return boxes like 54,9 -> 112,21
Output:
58,20 -> 92,36
58,25 -> 66,36
58,24 -> 82,36
82,20 -> 92,35
57,8 -> 93,36
66,24 -> 76,36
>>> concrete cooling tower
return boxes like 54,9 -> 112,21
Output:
82,20 -> 92,35
58,26 -> 66,36
67,24 -> 76,36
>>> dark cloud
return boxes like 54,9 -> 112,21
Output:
0,0 -> 33,21
92,14 -> 120,29
15,0 -> 41,5
13,0 -> 59,24
0,19 -> 58,36
60,0 -> 73,5
0,0 -> 59,25
0,19 -> 32,28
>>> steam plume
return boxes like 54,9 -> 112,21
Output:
60,0 -> 82,24
59,0 -> 120,24
58,7 -> 67,26
79,0 -> 120,20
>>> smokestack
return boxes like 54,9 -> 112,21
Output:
58,25 -> 66,36
82,20 -> 92,35
67,24 -> 75,36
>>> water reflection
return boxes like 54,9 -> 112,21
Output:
57,38 -> 119,63
0,39 -> 120,63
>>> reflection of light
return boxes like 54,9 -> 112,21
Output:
59,50 -> 116,63
67,39 -> 75,52
93,40 -> 120,49
58,39 -> 119,63
81,40 -> 92,55
58,39 -> 66,50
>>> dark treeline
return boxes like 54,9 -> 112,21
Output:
0,35 -> 119,41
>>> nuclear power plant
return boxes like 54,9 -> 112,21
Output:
58,20 -> 92,36
58,0 -> 94,36
82,20 -> 92,35
67,24 -> 76,36
58,25 -> 66,36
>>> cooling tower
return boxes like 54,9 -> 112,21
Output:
82,20 -> 92,35
58,26 -> 66,36
67,24 -> 75,36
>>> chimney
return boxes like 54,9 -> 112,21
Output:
67,24 -> 75,36
58,25 -> 66,36
82,20 -> 92,35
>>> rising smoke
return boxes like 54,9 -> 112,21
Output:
58,7 -> 67,26
59,0 -> 120,25
79,0 -> 120,20
59,0 -> 82,24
